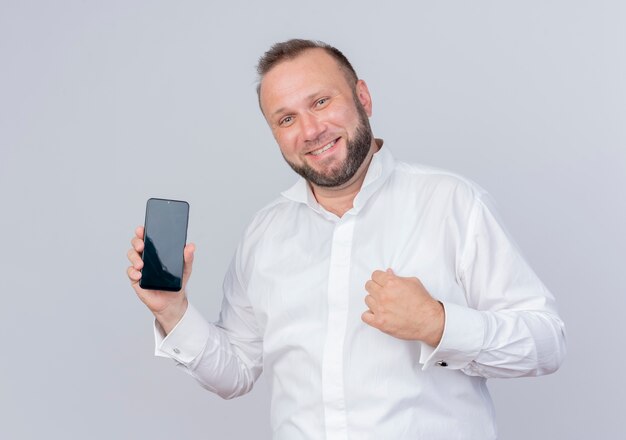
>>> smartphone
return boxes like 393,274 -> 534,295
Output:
140,198 -> 190,291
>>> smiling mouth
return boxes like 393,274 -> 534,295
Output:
307,138 -> 339,156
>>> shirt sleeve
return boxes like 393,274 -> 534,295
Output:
153,252 -> 264,399
420,192 -> 567,377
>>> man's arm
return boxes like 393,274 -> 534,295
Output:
127,227 -> 263,398
362,194 -> 566,378
426,193 -> 566,377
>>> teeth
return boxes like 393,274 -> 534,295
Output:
310,140 -> 336,156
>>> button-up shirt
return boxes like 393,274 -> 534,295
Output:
154,144 -> 566,439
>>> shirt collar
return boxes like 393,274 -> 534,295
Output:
281,139 -> 395,216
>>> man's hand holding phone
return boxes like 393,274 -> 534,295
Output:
127,225 -> 196,335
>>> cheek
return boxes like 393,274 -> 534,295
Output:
273,131 -> 298,157
327,105 -> 359,131
276,126 -> 303,147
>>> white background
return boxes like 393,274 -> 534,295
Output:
1,1 -> 624,438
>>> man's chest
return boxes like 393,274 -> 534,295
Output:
244,202 -> 466,348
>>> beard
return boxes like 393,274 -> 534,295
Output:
282,98 -> 373,188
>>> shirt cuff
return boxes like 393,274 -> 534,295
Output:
420,301 -> 486,370
153,303 -> 213,366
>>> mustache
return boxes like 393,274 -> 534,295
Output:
304,136 -> 340,150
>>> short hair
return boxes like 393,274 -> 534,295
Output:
256,39 -> 358,97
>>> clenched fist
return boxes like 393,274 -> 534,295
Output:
362,269 -> 445,347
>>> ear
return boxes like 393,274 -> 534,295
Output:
355,79 -> 373,117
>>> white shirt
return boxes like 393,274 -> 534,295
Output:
154,145 -> 566,440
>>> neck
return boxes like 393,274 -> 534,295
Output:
310,138 -> 381,218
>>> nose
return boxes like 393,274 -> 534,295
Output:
299,112 -> 326,142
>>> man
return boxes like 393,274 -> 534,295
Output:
127,39 -> 566,439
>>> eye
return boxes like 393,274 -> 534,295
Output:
316,97 -> 329,107
279,115 -> 294,127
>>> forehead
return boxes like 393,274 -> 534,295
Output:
259,48 -> 350,114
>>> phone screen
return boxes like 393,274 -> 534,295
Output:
140,198 -> 189,292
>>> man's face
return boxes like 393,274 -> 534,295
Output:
259,49 -> 374,188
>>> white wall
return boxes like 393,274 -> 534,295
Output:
1,1 -> 624,438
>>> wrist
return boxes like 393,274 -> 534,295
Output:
423,300 -> 445,347
154,297 -> 189,335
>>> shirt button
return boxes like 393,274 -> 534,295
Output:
436,360 -> 448,367
173,348 -> 181,354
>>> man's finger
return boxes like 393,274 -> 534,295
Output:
182,243 -> 196,280
127,248 -> 144,269
127,266 -> 142,283
184,243 -> 195,263
361,310 -> 377,327
364,279 -> 383,295
135,225 -> 144,238
364,294 -> 378,313
371,269 -> 393,286
131,236 -> 144,253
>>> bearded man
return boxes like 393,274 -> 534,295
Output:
127,39 -> 566,440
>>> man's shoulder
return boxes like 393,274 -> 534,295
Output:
240,194 -> 298,240
391,159 -> 488,201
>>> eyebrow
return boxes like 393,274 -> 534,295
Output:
271,90 -> 326,117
